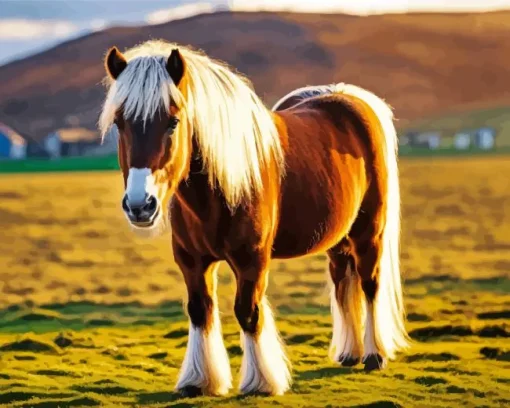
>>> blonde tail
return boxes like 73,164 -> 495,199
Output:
336,83 -> 410,359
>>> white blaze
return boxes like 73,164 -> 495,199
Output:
126,168 -> 156,206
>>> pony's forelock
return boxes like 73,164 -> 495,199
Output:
99,52 -> 183,137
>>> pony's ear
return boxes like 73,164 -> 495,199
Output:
105,46 -> 127,80
166,49 -> 185,86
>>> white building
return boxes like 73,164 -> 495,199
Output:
454,132 -> 471,150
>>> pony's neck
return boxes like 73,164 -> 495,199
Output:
175,138 -> 229,222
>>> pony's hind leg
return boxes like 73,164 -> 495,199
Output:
227,250 -> 291,396
327,238 -> 364,366
350,210 -> 387,372
173,243 -> 232,396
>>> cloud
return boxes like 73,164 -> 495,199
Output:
0,18 -> 80,40
231,0 -> 348,13
145,2 -> 218,25
89,19 -> 108,32
230,0 -> 510,14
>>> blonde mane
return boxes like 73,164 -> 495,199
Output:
99,39 -> 285,209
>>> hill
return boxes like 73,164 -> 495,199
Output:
2,10 -> 510,141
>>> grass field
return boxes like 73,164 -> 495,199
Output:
0,156 -> 509,407
0,155 -> 120,174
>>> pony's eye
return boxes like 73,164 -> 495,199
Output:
168,117 -> 179,133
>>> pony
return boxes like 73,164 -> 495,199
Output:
99,39 -> 409,397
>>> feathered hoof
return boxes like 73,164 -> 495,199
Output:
363,354 -> 387,371
239,378 -> 290,397
239,383 -> 285,397
339,356 -> 360,367
179,385 -> 203,398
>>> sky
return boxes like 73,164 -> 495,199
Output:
1,0 -> 510,66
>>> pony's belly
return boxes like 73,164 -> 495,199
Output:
267,141 -> 366,259
269,162 -> 366,258
271,231 -> 342,259
271,204 -> 355,259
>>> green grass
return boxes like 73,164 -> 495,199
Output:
0,298 -> 508,408
0,155 -> 119,173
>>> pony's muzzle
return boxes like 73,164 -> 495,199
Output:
122,193 -> 160,227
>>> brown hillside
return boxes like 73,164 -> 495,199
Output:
1,10 -> 510,141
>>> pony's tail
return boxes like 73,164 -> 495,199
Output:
335,83 -> 410,359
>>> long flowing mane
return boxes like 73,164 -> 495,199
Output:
99,40 -> 285,208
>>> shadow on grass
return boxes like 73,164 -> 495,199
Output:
71,384 -> 131,395
25,397 -> 101,407
0,300 -> 184,334
0,338 -> 59,353
414,376 -> 448,386
298,366 -> 357,380
137,391 -> 182,404
350,401 -> 403,408
404,275 -> 510,294
0,391 -> 77,405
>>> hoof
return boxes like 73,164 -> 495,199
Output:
179,385 -> 203,398
363,354 -> 386,371
340,356 -> 360,367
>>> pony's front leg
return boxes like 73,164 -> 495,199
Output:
227,252 -> 291,396
173,244 -> 232,396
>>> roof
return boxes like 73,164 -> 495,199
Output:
0,122 -> 26,146
54,128 -> 100,143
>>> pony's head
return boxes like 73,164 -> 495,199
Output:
99,40 -> 284,236
99,43 -> 190,236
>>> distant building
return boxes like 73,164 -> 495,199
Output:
405,130 -> 441,149
454,127 -> 496,151
399,133 -> 410,146
454,132 -> 471,150
0,122 -> 27,159
84,125 -> 119,156
42,128 -> 101,159
474,127 -> 495,150
44,132 -> 61,158
26,140 -> 50,158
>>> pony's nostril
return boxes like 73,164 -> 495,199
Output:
122,195 -> 130,212
144,195 -> 158,212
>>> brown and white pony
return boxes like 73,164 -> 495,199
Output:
99,40 -> 409,397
